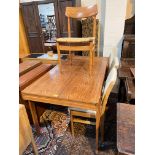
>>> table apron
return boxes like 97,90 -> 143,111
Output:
22,94 -> 97,111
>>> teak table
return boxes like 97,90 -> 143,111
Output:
21,56 -> 108,152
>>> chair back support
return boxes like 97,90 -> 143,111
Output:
101,68 -> 117,114
109,57 -> 119,73
65,4 -> 98,37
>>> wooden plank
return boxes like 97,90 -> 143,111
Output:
19,61 -> 42,76
130,68 -> 135,77
59,45 -> 91,51
19,64 -> 53,91
117,103 -> 135,155
125,78 -> 135,100
118,67 -> 134,79
120,58 -> 135,68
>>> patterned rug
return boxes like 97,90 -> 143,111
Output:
24,105 -> 117,155
24,107 -> 70,155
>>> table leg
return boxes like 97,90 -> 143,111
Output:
31,132 -> 38,155
28,100 -> 40,134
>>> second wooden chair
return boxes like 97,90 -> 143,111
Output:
56,4 -> 98,73
69,67 -> 117,151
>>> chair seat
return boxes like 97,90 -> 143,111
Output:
56,37 -> 95,43
69,107 -> 96,114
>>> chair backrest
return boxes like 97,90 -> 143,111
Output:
101,68 -> 117,114
109,48 -> 117,69
109,57 -> 119,73
65,4 -> 98,37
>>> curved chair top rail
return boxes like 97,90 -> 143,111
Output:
65,4 -> 98,18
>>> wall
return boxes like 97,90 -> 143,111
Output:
81,0 -> 135,57
126,0 -> 135,19
81,0 -> 100,19
19,8 -> 30,54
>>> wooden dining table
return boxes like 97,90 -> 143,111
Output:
21,56 -> 108,151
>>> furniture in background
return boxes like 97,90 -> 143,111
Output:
19,104 -> 38,155
19,61 -> 53,124
19,61 -> 42,76
118,60 -> 135,104
19,53 -> 30,63
124,15 -> 135,35
20,0 -> 81,53
119,33 -> 135,104
117,103 -> 135,155
121,35 -> 135,58
56,4 -> 98,73
21,56 -> 108,153
21,53 -> 68,65
70,67 -> 117,146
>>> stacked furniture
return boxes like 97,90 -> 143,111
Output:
56,4 -> 98,74
19,60 -> 53,123
119,35 -> 135,104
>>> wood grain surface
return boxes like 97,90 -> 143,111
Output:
19,104 -> 38,155
22,56 -> 108,106
130,68 -> 135,77
19,64 -> 52,91
117,103 -> 135,155
125,78 -> 135,100
19,61 -> 42,76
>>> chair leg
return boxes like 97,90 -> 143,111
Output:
31,135 -> 38,155
100,115 -> 105,143
92,45 -> 95,65
96,111 -> 100,154
89,50 -> 93,75
69,51 -> 72,65
57,42 -> 61,71
70,113 -> 74,137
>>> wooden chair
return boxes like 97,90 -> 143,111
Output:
109,56 -> 119,73
56,5 -> 98,73
69,67 -> 117,152
19,104 -> 38,155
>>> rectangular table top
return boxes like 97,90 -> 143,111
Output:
19,61 -> 42,76
22,56 -> 108,108
117,103 -> 135,155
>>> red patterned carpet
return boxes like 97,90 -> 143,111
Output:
24,106 -> 117,155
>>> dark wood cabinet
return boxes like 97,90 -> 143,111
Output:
20,0 -> 81,53
57,0 -> 81,37
21,2 -> 45,53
